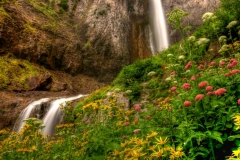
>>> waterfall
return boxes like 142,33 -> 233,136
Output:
149,0 -> 169,54
13,94 -> 86,135
13,98 -> 50,132
42,94 -> 86,136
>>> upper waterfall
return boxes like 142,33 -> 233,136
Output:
149,0 -> 169,54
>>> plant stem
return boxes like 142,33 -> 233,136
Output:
209,137 -> 216,160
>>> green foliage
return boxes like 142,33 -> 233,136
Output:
58,0 -> 69,11
98,10 -> 106,16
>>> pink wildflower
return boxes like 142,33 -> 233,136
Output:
124,122 -> 130,126
206,86 -> 213,91
182,83 -> 191,90
225,73 -> 231,77
134,105 -> 141,111
214,88 -> 227,96
185,61 -> 192,69
219,61 -> 226,67
146,115 -> 151,119
198,64 -> 204,70
209,62 -> 216,66
134,129 -> 140,134
190,76 -> 195,81
122,135 -> 127,140
170,86 -> 177,92
184,101 -> 192,107
238,99 -> 240,105
231,69 -> 240,75
228,63 -> 235,69
198,81 -> 208,88
171,71 -> 177,75
195,94 -> 205,101
134,119 -> 139,123
207,92 -> 213,96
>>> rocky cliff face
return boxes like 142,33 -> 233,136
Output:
0,0 -> 220,83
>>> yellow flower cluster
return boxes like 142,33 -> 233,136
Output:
233,115 -> 240,130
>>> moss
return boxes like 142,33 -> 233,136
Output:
0,55 -> 49,91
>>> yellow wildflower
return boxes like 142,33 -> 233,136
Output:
146,131 -> 158,139
155,136 -> 169,145
233,115 -> 240,130
151,146 -> 164,158
112,149 -> 121,157
232,148 -> 240,157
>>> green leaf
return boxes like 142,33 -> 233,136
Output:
215,143 -> 223,148
222,116 -> 227,124
209,131 -> 223,144
226,124 -> 233,128
228,135 -> 240,141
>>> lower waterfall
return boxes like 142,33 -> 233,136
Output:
13,94 -> 86,135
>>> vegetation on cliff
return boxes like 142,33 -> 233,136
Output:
1,0 -> 240,159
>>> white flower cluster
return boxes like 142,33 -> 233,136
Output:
218,36 -> 227,44
178,55 -> 185,60
226,20 -> 238,29
218,44 -> 230,54
195,38 -> 210,46
147,71 -> 156,77
188,36 -> 196,42
202,12 -> 214,22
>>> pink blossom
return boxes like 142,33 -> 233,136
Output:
195,94 -> 205,101
231,69 -> 240,75
225,73 -> 231,77
219,61 -> 226,67
206,86 -> 213,91
134,105 -> 141,111
207,92 -> 213,96
182,83 -> 191,90
134,129 -> 140,134
184,101 -> 192,107
198,81 -> 208,88
185,61 -> 192,69
146,115 -> 151,119
214,88 -> 227,96
238,99 -> 240,105
124,122 -> 130,126
134,119 -> 139,123
209,62 -> 216,66
122,135 -> 127,140
198,64 -> 204,70
228,63 -> 235,69
170,87 -> 177,92
196,74 -> 200,78
171,71 -> 177,75
190,76 -> 195,81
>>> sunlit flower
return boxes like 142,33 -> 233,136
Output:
233,115 -> 240,130
155,136 -> 169,145
190,76 -> 195,81
188,36 -> 196,42
219,61 -> 226,67
148,71 -> 156,77
226,20 -> 238,29
146,131 -> 158,139
219,35 -> 227,44
184,101 -> 192,107
202,12 -> 214,22
198,81 -> 208,88
195,38 -> 210,46
182,83 -> 191,90
214,88 -> 227,96
151,146 -> 164,158
185,61 -> 192,69
206,86 -> 213,91
178,55 -> 185,60
195,94 -> 204,101
170,86 -> 177,92
134,105 -> 141,111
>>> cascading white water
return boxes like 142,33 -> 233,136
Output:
42,94 -> 86,136
149,0 -> 169,54
13,98 -> 50,132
